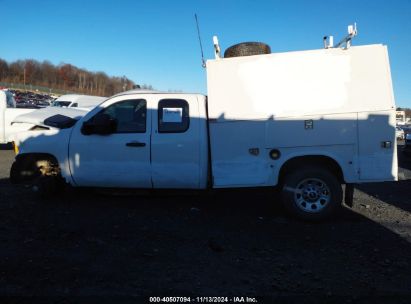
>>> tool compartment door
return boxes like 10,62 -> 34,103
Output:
358,111 -> 397,181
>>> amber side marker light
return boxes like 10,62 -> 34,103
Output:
13,142 -> 19,155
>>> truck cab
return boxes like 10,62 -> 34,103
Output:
69,91 -> 209,188
12,91 -> 209,189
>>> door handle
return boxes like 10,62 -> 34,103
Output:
126,141 -> 146,147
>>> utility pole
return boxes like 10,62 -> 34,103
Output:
122,76 -> 127,91
23,67 -> 26,91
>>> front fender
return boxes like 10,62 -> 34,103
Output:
14,128 -> 74,184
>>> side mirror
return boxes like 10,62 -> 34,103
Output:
82,113 -> 117,135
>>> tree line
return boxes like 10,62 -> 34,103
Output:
0,58 -> 149,96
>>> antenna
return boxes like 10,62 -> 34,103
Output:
194,14 -> 206,68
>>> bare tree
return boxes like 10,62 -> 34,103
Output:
0,57 -> 141,96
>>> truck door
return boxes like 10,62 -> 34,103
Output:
69,96 -> 152,188
151,96 -> 202,188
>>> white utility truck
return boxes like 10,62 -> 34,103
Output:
0,90 -> 38,144
10,31 -> 398,220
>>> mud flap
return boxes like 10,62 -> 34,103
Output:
344,183 -> 355,208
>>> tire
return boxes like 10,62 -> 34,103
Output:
10,161 -> 23,184
224,42 -> 271,58
9,157 -> 40,184
280,166 -> 342,221
32,159 -> 64,198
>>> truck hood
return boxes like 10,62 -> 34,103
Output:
12,107 -> 89,127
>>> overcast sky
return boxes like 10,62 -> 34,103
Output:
2,0 -> 411,107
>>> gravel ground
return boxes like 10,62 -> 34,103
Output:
0,145 -> 411,303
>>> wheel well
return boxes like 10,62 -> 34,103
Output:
279,155 -> 345,184
15,153 -> 60,176
16,153 -> 59,165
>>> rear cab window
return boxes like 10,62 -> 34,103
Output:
53,101 -> 71,107
158,99 -> 189,133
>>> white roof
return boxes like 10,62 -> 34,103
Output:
111,89 -> 203,98
206,44 -> 395,120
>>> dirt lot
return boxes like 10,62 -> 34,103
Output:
0,145 -> 411,303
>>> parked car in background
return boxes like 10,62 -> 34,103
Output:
51,94 -> 106,109
396,126 -> 405,140
2,89 -> 16,108
1,91 -> 104,144
404,133 -> 411,157
401,126 -> 411,137
11,89 -> 54,108
0,90 -> 38,144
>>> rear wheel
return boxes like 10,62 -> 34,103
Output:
281,166 -> 342,221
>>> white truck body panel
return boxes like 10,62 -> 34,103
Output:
357,110 -> 398,181
206,44 -> 397,187
207,45 -> 395,119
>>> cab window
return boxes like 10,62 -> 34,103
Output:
158,99 -> 189,133
99,99 -> 147,133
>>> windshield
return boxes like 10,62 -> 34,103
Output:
52,101 -> 72,107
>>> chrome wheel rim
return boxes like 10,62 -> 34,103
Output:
294,178 -> 331,213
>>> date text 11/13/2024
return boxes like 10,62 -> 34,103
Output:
149,296 -> 258,303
